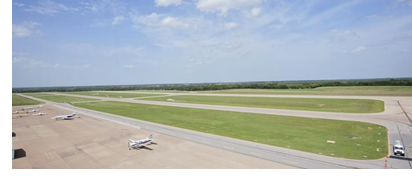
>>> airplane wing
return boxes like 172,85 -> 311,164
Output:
140,144 -> 153,150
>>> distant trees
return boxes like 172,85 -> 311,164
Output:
12,78 -> 412,93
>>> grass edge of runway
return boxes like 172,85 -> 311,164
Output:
12,94 -> 44,106
143,95 -> 384,113
73,101 -> 389,160
23,94 -> 99,103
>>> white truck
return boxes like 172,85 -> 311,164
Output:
393,140 -> 405,156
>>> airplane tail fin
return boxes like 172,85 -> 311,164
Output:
149,134 -> 153,140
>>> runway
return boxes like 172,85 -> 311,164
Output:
18,93 -> 412,169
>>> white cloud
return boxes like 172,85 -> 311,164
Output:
13,3 -> 24,7
160,17 -> 189,28
397,0 -> 412,6
250,7 -> 261,17
12,52 -> 54,68
79,0 -> 126,15
187,57 -> 213,68
12,22 -> 41,38
196,0 -> 263,16
350,46 -> 366,54
83,64 -> 90,68
328,29 -> 359,43
155,0 -> 182,6
112,15 -> 126,25
123,65 -> 135,68
130,13 -> 190,28
25,0 -> 78,15
222,22 -> 238,30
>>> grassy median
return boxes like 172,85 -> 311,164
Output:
65,91 -> 166,98
25,94 -> 98,103
205,86 -> 412,96
12,94 -> 43,106
74,101 -> 388,159
144,95 -> 384,113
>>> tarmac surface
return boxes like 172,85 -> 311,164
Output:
15,92 -> 412,169
12,104 -> 292,169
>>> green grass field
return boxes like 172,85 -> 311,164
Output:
27,94 -> 98,103
64,91 -> 166,98
12,94 -> 43,106
74,101 -> 388,159
23,93 -> 56,97
204,86 -> 412,96
144,95 -> 384,113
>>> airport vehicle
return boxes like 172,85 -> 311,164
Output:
53,112 -> 77,120
393,140 -> 405,156
33,113 -> 46,116
128,134 -> 155,150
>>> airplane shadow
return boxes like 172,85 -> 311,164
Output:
129,142 -> 157,151
12,132 -> 16,137
14,149 -> 26,159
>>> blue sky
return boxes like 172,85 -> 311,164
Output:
12,0 -> 412,87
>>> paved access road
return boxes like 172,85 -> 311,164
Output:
19,93 -> 412,169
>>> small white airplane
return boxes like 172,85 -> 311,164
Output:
21,107 -> 32,111
32,109 -> 39,112
53,112 -> 77,120
12,111 -> 24,114
33,113 -> 46,116
128,134 -> 155,150
37,105 -> 43,108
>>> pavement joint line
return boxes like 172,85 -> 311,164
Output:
250,152 -> 262,156
282,159 -> 299,165
397,101 -> 412,126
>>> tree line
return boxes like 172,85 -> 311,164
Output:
12,78 -> 412,93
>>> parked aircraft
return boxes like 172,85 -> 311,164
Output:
32,110 -> 39,112
128,134 -> 155,150
33,113 -> 46,116
53,112 -> 77,120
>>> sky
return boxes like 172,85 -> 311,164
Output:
12,0 -> 412,88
